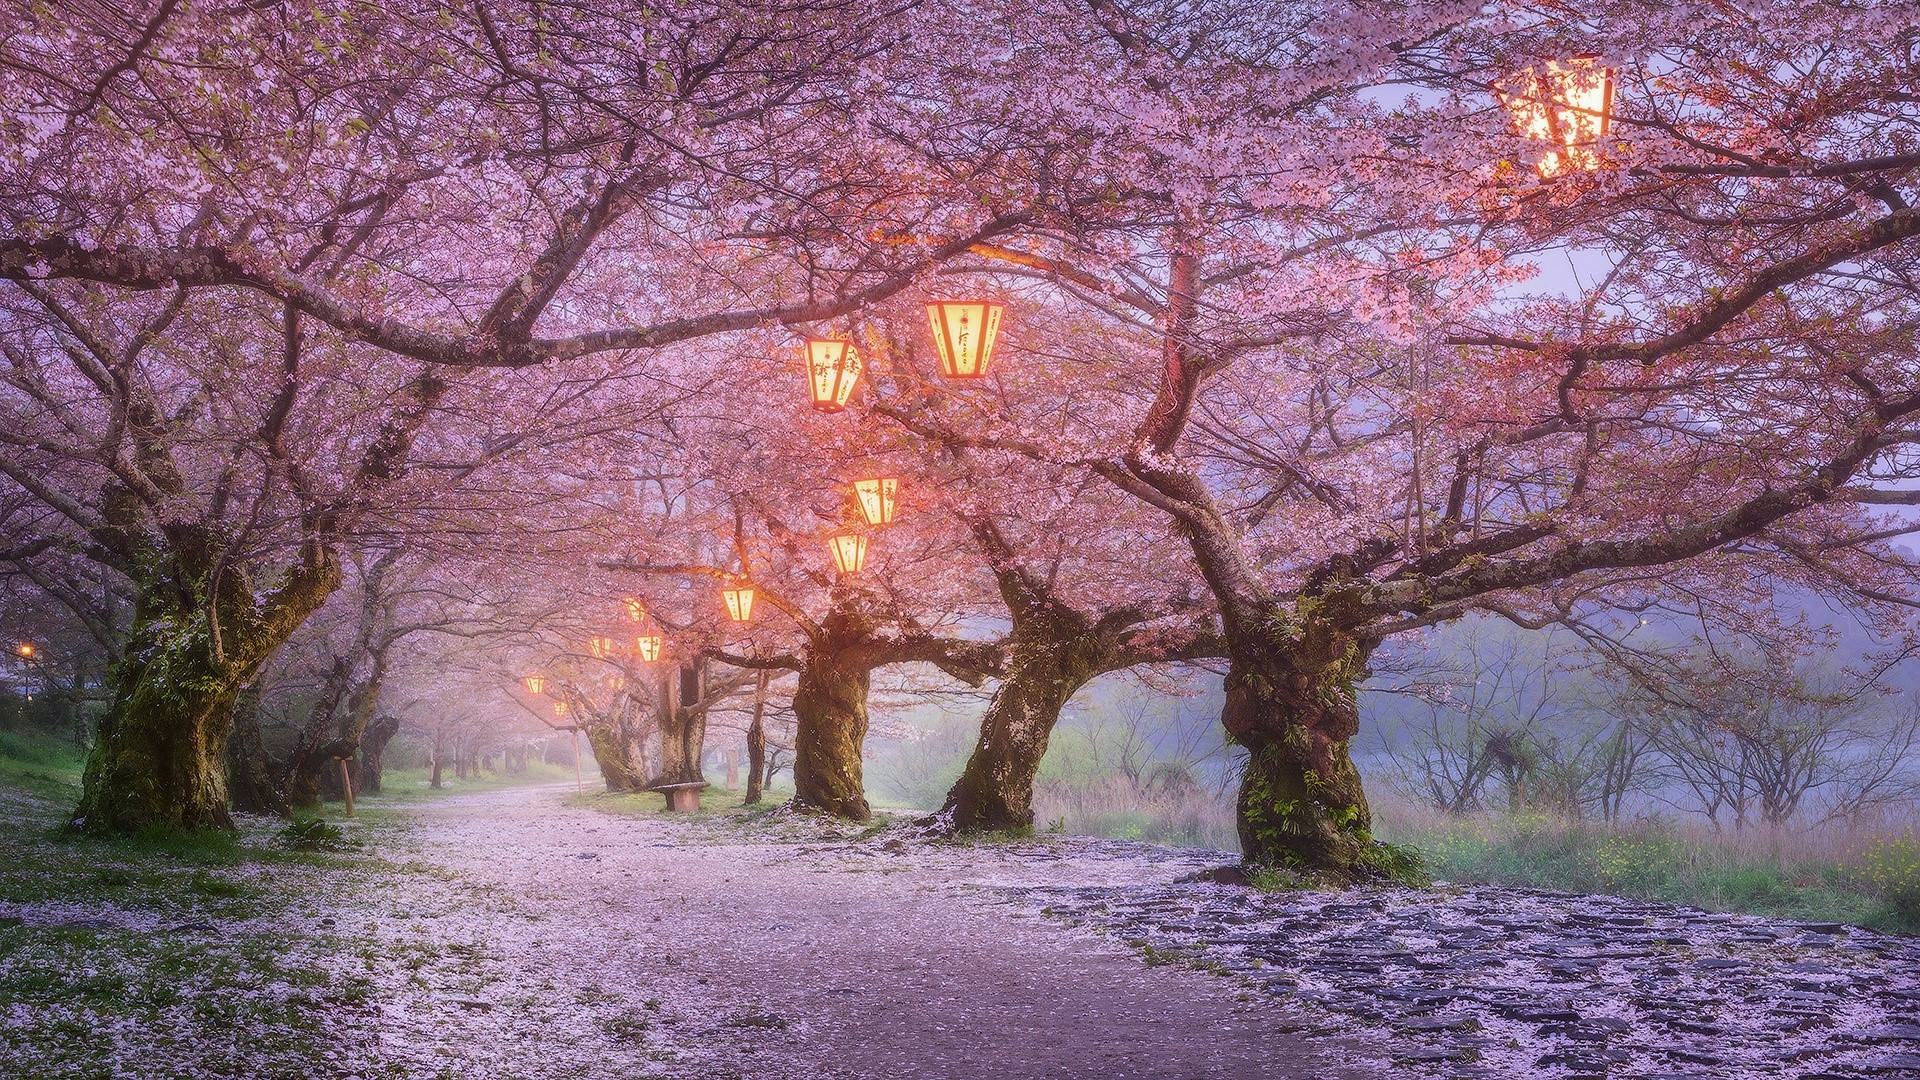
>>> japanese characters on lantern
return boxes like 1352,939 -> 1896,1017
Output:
805,338 -> 863,411
1500,56 -> 1615,175
828,532 -> 869,574
636,635 -> 663,662
926,301 -> 1004,379
853,477 -> 899,526
722,585 -> 755,622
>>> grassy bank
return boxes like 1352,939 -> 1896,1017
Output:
0,729 -> 409,1078
1376,805 -> 1920,934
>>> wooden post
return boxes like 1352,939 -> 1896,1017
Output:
572,727 -> 583,793
337,757 -> 356,818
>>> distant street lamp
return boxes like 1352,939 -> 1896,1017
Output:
14,642 -> 33,660
828,532 -> 869,575
853,477 -> 899,526
805,338 -> 863,411
927,301 -> 1004,379
722,585 -> 756,622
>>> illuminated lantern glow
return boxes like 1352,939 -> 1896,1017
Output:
623,596 -> 646,622
722,586 -> 755,622
828,532 -> 869,574
15,642 -> 33,659
636,635 -> 663,663
805,338 -> 863,412
606,675 -> 627,691
852,477 -> 899,526
1499,56 -> 1615,175
926,301 -> 1004,379
587,636 -> 615,659
523,674 -> 547,695
553,701 -> 569,718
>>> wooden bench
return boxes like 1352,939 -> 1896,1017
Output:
646,781 -> 710,812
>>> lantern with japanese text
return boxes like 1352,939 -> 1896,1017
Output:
828,532 -> 869,574
852,477 -> 899,526
522,674 -> 547,695
553,701 -> 569,718
805,338 -> 863,411
722,586 -> 755,622
636,635 -> 663,662
926,301 -> 1004,379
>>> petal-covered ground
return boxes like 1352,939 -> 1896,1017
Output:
4,780 -> 1917,1079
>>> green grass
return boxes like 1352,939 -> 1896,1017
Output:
0,727 -> 423,1076
1381,811 -> 1919,934
0,727 -> 87,801
364,759 -> 581,803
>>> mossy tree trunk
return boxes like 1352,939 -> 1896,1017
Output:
943,609 -> 1105,832
790,644 -> 872,820
72,546 -> 339,835
1222,612 -> 1378,879
225,682 -> 288,817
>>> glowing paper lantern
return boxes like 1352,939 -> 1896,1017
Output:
606,675 -> 627,691
926,301 -> 1004,379
587,636 -> 615,659
1500,56 -> 1615,175
722,586 -> 755,622
523,674 -> 547,695
636,635 -> 663,663
553,701 -> 569,718
852,477 -> 899,526
805,338 -> 863,412
623,596 -> 647,622
828,532 -> 869,574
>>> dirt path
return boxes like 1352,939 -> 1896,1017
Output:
357,783 -> 1354,1080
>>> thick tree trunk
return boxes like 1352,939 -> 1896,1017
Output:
584,720 -> 645,792
74,552 -> 335,835
225,682 -> 288,817
745,672 -> 768,805
429,727 -> 445,789
80,645 -> 246,833
354,714 -> 400,793
1222,627 -> 1378,879
790,648 -> 871,820
943,627 -> 1099,832
653,661 -> 709,786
